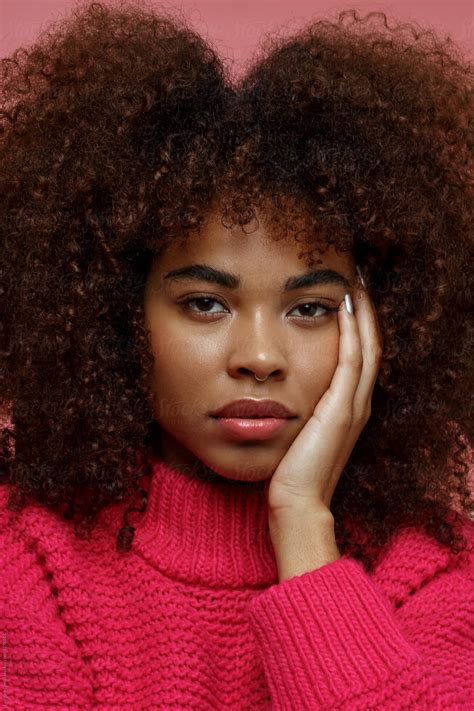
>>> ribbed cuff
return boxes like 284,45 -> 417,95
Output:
248,556 -> 421,708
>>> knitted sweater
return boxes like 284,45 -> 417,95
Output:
1,455 -> 473,710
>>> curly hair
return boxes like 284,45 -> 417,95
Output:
1,0 -> 473,574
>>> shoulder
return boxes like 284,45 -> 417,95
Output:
0,479 -> 125,541
371,511 -> 474,606
0,481 -> 124,591
0,484 -> 96,706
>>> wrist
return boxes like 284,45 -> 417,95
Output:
269,503 -> 336,534
269,507 -> 341,581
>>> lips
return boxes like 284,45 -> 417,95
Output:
210,398 -> 297,419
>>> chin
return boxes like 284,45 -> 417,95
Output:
198,457 -> 273,485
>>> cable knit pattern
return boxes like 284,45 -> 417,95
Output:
1,455 -> 473,709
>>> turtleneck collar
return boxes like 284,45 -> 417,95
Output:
131,455 -> 280,588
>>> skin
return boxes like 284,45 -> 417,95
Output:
143,208 -> 359,487
267,263 -> 383,578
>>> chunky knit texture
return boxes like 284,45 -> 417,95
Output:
1,454 -> 473,709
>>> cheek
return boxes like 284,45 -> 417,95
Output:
299,329 -> 340,403
148,329 -> 212,421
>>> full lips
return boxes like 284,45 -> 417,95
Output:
212,417 -> 291,441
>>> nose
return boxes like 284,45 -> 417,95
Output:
226,319 -> 288,382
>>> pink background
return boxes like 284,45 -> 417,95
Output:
0,0 -> 472,81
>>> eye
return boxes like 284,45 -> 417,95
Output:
179,296 -> 227,315
178,296 -> 339,320
289,302 -> 339,320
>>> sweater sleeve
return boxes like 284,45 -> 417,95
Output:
0,513 -> 94,709
247,551 -> 474,710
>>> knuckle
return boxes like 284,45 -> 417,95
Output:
366,347 -> 383,367
333,411 -> 353,429
354,404 -> 372,425
346,350 -> 363,369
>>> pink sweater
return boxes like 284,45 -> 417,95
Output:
1,454 -> 473,709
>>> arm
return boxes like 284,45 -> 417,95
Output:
248,527 -> 474,710
1,514 -> 94,709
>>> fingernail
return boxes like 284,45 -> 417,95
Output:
345,293 -> 353,314
356,264 -> 366,289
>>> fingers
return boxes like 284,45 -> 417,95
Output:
352,275 -> 383,417
324,290 -> 363,419
324,269 -> 383,424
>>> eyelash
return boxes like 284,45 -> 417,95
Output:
178,295 -> 340,321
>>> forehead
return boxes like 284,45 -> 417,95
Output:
152,210 -> 354,279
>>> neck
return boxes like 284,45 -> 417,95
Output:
130,452 -> 279,587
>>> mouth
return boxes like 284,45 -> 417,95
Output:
211,416 -> 293,441
210,398 -> 297,419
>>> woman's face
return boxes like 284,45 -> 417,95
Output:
143,210 -> 356,483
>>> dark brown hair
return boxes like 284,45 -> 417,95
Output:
1,1 -> 473,573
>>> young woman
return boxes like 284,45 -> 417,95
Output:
1,2 -> 473,708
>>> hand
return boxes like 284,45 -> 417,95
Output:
266,271 -> 383,521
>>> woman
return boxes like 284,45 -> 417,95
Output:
1,2 -> 473,708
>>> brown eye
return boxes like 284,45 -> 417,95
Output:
289,302 -> 339,319
179,296 -> 227,315
178,296 -> 339,321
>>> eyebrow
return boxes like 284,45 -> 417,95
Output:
163,263 -> 351,292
